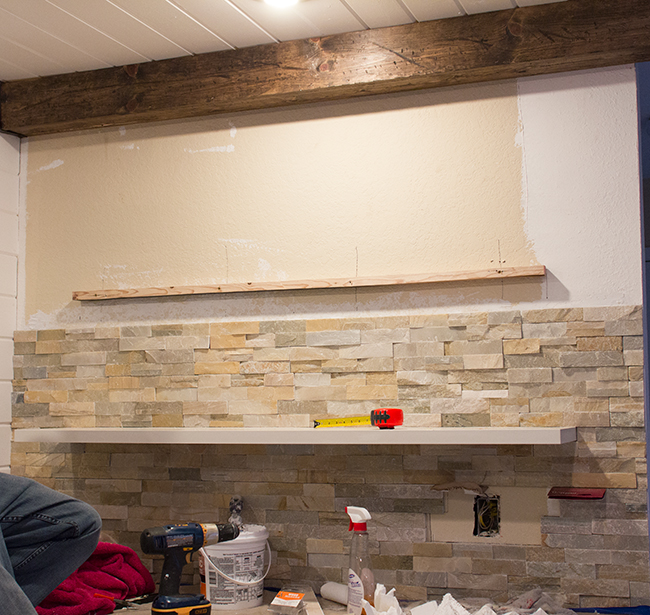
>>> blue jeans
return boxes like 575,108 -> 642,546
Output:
0,474 -> 102,613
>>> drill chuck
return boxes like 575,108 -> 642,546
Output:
201,522 -> 239,546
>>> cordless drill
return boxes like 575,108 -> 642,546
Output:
140,522 -> 240,615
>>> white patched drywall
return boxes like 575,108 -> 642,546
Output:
0,133 -> 20,470
18,66 -> 642,328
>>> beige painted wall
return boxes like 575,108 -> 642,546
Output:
20,66 -> 642,327
22,80 -> 537,322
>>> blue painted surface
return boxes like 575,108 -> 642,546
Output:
639,62 -> 650,178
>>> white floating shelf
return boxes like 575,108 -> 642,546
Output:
13,427 -> 577,446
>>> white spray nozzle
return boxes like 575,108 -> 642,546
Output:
346,506 -> 371,530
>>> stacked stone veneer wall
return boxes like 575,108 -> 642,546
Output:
11,306 -> 650,606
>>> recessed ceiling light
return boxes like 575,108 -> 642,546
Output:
264,0 -> 298,7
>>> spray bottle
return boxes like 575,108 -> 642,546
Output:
346,506 -> 376,615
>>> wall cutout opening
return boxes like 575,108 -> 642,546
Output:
473,495 -> 500,537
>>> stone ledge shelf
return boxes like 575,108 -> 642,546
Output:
13,427 -> 577,446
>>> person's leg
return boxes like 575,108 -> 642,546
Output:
0,474 -> 102,606
0,566 -> 39,614
0,525 -> 38,614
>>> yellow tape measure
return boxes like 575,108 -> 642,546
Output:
313,408 -> 403,429
313,416 -> 372,428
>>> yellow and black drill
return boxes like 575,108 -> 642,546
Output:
141,522 -> 240,615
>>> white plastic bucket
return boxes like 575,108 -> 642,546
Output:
200,524 -> 270,610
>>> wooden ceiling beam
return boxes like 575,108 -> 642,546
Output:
1,0 -> 649,137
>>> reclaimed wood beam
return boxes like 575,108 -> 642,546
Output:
72,265 -> 546,301
2,0 -> 649,136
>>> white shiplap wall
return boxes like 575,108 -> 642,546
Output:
0,133 -> 19,472
0,0 -> 567,82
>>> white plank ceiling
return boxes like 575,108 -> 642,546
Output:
0,0 -> 566,82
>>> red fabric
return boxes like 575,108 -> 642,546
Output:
36,542 -> 155,615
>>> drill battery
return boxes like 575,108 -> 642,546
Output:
151,594 -> 211,615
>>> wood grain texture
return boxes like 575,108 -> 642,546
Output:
2,0 -> 650,136
72,265 -> 546,301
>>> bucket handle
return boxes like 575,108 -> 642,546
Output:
200,542 -> 272,587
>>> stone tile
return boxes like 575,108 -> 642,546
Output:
430,398 -> 489,414
503,339 -> 540,355
586,381 -> 630,397
475,323 -> 523,341
367,373 -> 397,385
447,572 -> 507,591
584,306 -> 640,321
629,366 -> 643,381
240,361 -> 290,374
164,336 -> 209,350
361,329 -> 410,344
553,367 -> 599,382
507,368 -> 553,383
339,343 -> 393,359
394,342 -> 445,358
399,384 -> 461,399
473,559 -> 527,576
448,340 -> 503,355
37,329 -> 66,341
463,354 -> 504,370
624,335 -> 644,350
35,340 -> 63,354
197,388 -> 247,402
156,388 -> 198,402
265,373 -> 294,387
61,352 -> 107,366
425,356 -> 464,371
448,369 -> 508,384
624,350 -> 644,366
559,351 -> 624,368
182,401 -> 227,415
293,373 -> 331,387
346,385 -> 398,400
244,414 -> 310,428
577,336 -> 622,351
629,381 -> 644,398
397,371 -> 448,386
24,390 -> 68,403
597,366 -> 628,381
108,388 -> 156,403
409,314 -> 449,327
487,311 -> 522,325
567,321 -> 606,337
410,327 -> 467,342
592,519 -> 649,536
14,330 -> 37,343
523,309 -> 583,323
244,333 -> 276,348
561,578 -> 630,598
295,386 -> 347,401
247,386 -> 294,402
442,413 -> 490,427
505,353 -> 558,369
194,361 -> 239,374
210,334 -> 246,349
605,319 -> 644,336
259,320 -> 306,335
305,330 -> 361,346
276,332 -> 307,347
522,323 -> 568,338
210,321 -> 260,335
